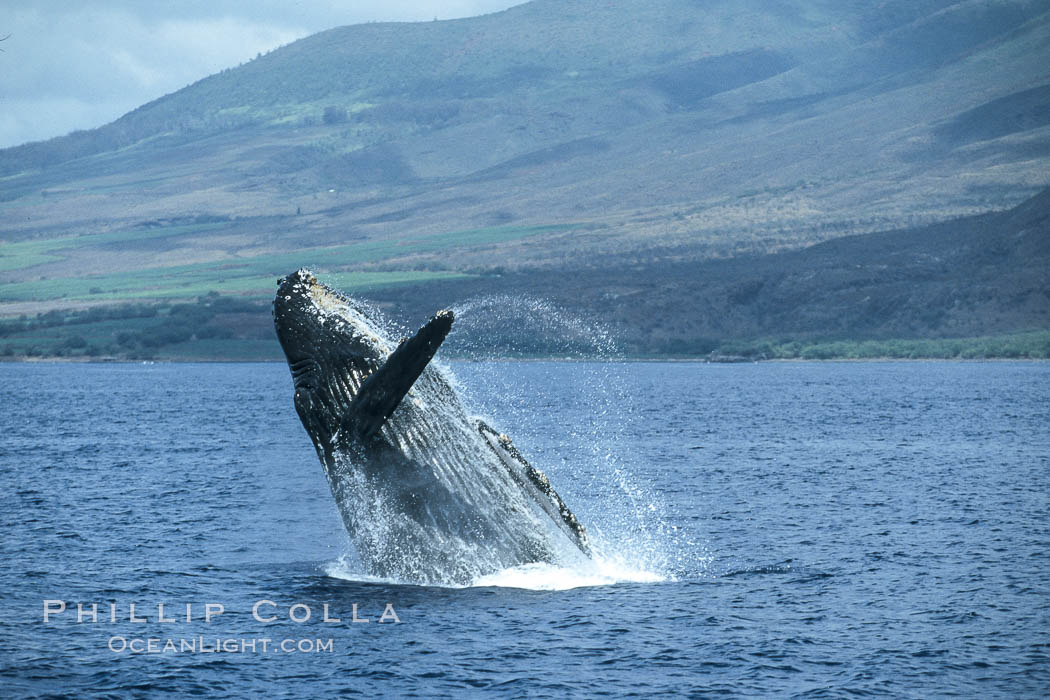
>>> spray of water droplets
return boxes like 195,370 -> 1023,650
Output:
445,295 -> 620,360
434,294 -> 710,584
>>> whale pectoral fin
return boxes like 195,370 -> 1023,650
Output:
342,309 -> 454,441
476,420 -> 591,556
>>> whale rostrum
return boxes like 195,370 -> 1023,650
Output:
273,269 -> 590,584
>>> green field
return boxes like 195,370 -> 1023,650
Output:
0,267 -> 474,304
0,223 -> 565,305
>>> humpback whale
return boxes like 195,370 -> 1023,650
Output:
273,269 -> 590,585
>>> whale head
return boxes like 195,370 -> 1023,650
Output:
273,268 -> 454,458
273,269 -> 389,369
273,269 -> 391,452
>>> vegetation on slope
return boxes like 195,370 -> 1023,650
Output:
2,296 -> 1047,362
2,187 -> 1046,361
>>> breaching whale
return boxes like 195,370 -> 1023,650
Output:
273,269 -> 590,585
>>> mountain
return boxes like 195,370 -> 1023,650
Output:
0,0 -> 1048,355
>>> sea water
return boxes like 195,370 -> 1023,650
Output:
1,360 -> 1047,697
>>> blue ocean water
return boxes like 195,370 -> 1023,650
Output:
1,360 -> 1048,697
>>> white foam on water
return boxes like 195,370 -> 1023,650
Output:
323,553 -> 665,591
472,556 -> 666,590
323,558 -> 403,586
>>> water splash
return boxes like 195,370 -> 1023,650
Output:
324,553 -> 666,591
421,295 -> 706,583
445,295 -> 620,359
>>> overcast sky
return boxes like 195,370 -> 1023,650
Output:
0,1 -> 524,149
